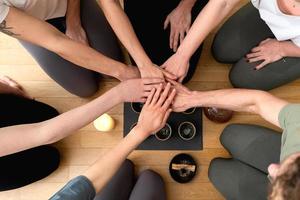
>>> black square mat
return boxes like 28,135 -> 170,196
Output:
123,103 -> 203,150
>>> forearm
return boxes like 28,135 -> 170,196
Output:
99,0 -> 151,68
4,7 -> 126,79
55,36 -> 127,78
190,89 -> 288,126
281,41 -> 300,58
0,86 -> 123,156
83,127 -> 146,193
176,0 -> 240,61
66,0 -> 81,27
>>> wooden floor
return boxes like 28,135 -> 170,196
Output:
1,1 -> 300,199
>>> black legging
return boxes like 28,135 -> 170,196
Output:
0,94 -> 60,191
124,0 -> 208,83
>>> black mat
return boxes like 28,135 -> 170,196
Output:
124,103 -> 203,150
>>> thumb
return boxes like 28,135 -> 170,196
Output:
164,16 -> 170,30
163,70 -> 177,80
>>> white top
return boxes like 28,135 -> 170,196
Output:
0,0 -> 67,23
251,0 -> 300,47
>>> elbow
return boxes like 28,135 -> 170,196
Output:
38,122 -> 61,145
247,91 -> 270,114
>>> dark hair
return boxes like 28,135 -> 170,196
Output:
269,156 -> 300,199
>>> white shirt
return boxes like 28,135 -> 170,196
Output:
251,0 -> 300,47
0,0 -> 67,23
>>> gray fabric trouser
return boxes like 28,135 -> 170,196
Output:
208,124 -> 281,200
20,0 -> 123,97
94,160 -> 166,200
212,3 -> 300,91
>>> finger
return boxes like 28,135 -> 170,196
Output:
162,88 -> 176,109
179,76 -> 185,83
140,98 -> 147,103
259,38 -> 271,45
251,46 -> 261,53
166,78 -> 178,86
255,60 -> 269,70
173,31 -> 179,52
145,88 -> 156,106
246,52 -> 262,59
162,108 -> 172,125
142,78 -> 164,85
144,84 -> 161,91
162,69 -> 177,80
164,16 -> 170,30
151,83 -> 163,106
157,83 -> 172,106
248,56 -> 265,63
170,27 -> 175,49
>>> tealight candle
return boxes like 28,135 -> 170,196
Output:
93,113 -> 115,132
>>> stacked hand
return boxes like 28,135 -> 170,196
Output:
118,78 -> 164,102
246,38 -> 284,70
162,54 -> 189,82
135,83 -> 176,136
139,63 -> 177,81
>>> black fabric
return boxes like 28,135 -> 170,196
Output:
0,94 -> 60,191
124,0 -> 208,83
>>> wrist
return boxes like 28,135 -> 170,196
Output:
111,85 -> 125,104
179,0 -> 196,10
279,41 -> 288,57
129,125 -> 149,141
190,91 -> 203,107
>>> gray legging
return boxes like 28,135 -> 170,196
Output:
94,160 -> 166,200
20,0 -> 123,97
212,3 -> 300,91
208,124 -> 281,200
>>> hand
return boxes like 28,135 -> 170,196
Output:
0,76 -> 31,99
66,25 -> 89,46
168,79 -> 194,112
118,65 -> 141,81
162,54 -> 190,82
139,64 -> 177,80
164,1 -> 193,52
246,38 -> 284,70
117,78 -> 164,102
136,83 -> 176,135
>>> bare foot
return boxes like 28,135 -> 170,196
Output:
0,76 -> 31,99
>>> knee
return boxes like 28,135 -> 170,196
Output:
220,124 -> 241,148
208,158 -> 224,183
73,83 -> 99,98
211,31 -> 240,63
139,170 -> 165,187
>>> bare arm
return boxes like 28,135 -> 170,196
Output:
98,0 -> 151,68
282,41 -> 300,57
0,78 -> 163,157
170,81 -> 288,127
1,7 -> 130,80
83,83 -> 175,194
176,0 -> 241,61
98,0 -> 176,80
